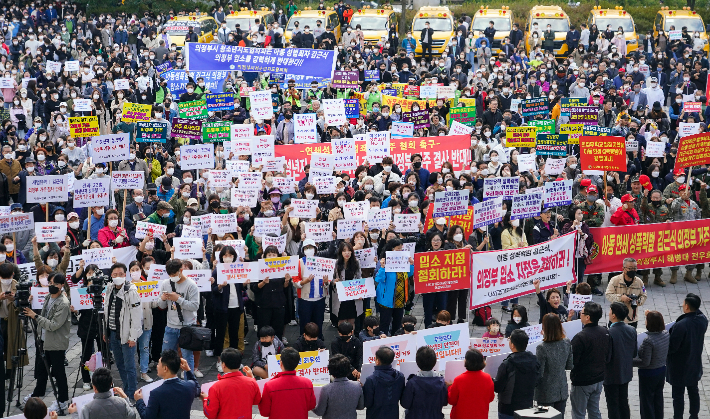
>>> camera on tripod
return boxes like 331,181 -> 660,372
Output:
14,270 -> 32,311
87,271 -> 107,309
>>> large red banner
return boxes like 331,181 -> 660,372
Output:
274,135 -> 472,180
674,132 -> 710,171
585,219 -> 710,274
414,248 -> 471,294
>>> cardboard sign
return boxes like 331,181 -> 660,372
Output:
323,99 -> 347,126
385,251 -> 411,272
332,138 -> 357,170
27,175 -> 69,203
89,133 -> 130,163
267,350 -> 329,384
217,262 -> 258,284
180,144 -> 215,170
336,277 -> 376,301
173,238 -> 203,259
355,247 -> 377,269
73,178 -> 110,207
34,222 -> 67,242
83,247 -> 114,269
580,136 -> 626,172
111,172 -> 145,190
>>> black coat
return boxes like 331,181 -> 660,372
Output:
571,323 -> 612,386
604,322 -> 637,385
420,27 -> 434,44
331,335 -> 363,372
494,351 -> 539,415
667,310 -> 709,386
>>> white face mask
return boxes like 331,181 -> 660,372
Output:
304,248 -> 315,257
134,195 -> 144,203
167,168 -> 175,175
222,257 -> 234,264
513,316 -> 522,323
130,271 -> 142,281
48,259 -> 58,268
113,276 -> 126,286
453,233 -> 463,242
305,193 -> 315,199
69,221 -> 80,229
96,208 -> 105,216
108,219 -> 119,228
169,275 -> 180,283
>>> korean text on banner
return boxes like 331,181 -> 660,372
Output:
121,102 -> 152,123
73,178 -> 110,207
304,222 -> 333,242
579,136 -> 627,172
180,144 -> 215,170
35,222 -> 67,242
294,114 -> 317,144
69,116 -> 99,138
332,138 -> 357,170
506,126 -> 537,148
89,133 -> 130,163
266,350 -> 330,384
520,98 -> 549,117
111,172 -> 145,190
83,247 -> 114,269
172,118 -> 203,140
527,119 -> 555,135
0,213 -> 34,234
362,334 -> 416,365
258,256 -> 298,277
471,338 -> 509,357
336,277 -> 375,301
304,256 -> 336,281
185,43 -> 336,80
560,124 -> 583,145
414,249 -> 470,294
249,90 -> 274,119
205,93 -> 235,111
71,287 -> 107,309
135,221 -> 168,239
136,122 -> 168,143
391,121 -> 414,139
331,71 -> 359,88
432,190 -> 469,218
674,132 -> 710,170
536,134 -> 568,156
416,323 -> 469,362
27,175 -> 68,203
569,107 -> 599,124
402,110 -> 430,129
470,232 -> 576,309
560,98 -> 588,116
367,207 -> 392,231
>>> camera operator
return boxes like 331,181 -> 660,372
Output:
104,263 -> 143,402
22,272 -> 71,413
67,367 -> 139,419
605,257 -> 647,329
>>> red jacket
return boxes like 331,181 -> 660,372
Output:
448,370 -> 495,419
97,226 -> 130,248
203,372 -> 261,419
258,371 -> 316,419
609,207 -> 639,226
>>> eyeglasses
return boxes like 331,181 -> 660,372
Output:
581,312 -> 589,316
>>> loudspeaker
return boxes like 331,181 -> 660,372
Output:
514,406 -> 562,419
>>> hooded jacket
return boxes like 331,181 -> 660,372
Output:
493,351 -> 540,415
400,372 -> 448,419
363,365 -> 405,419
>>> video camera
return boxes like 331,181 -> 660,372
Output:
87,271 -> 108,310
14,270 -> 32,311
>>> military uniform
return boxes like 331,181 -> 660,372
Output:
580,201 -> 605,227
641,196 -> 671,286
572,192 -> 588,208
662,181 -> 684,203
669,196 -> 703,283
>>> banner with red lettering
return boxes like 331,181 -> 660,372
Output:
275,135 -> 471,180
414,249 -> 471,294
585,219 -> 710,274
469,232 -> 576,309
423,204 -> 474,238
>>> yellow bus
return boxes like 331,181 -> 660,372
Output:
224,8 -> 275,32
162,15 -> 217,49
524,5 -> 571,58
411,6 -> 455,58
653,7 -> 709,55
470,6 -> 513,54
588,6 -> 639,56
348,6 -> 398,46
284,8 -> 342,45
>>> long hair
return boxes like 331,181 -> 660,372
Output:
336,241 -> 359,282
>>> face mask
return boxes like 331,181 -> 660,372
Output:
48,259 -> 58,268
262,340 -> 273,347
145,242 -> 155,251
626,270 -> 637,279
489,325 -> 500,334
108,219 -> 119,228
513,316 -> 522,324
587,195 -> 597,202
337,200 -> 345,207
264,210 -> 275,217
112,276 -> 126,286
678,176 -> 686,184
48,285 -> 60,294
222,256 -> 234,264
26,166 -> 34,173
453,233 -> 463,242
409,200 -> 418,208
37,154 -> 45,161
304,248 -> 315,257
96,208 -> 105,216
491,156 -> 499,163
169,275 -> 180,283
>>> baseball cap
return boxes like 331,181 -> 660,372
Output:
621,194 -> 636,203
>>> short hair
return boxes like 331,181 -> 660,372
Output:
402,314 -> 417,325
328,354 -> 352,378
542,313 -> 565,342
50,272 -> 66,285
436,310 -> 451,324
364,315 -> 380,329
610,302 -> 629,322
510,305 -> 528,324
464,348 -> 485,371
165,259 -> 183,275
584,301 -> 603,323
92,367 -> 113,392
623,257 -> 637,267
160,349 -> 181,374
258,326 -> 276,338
263,245 -> 280,257
646,310 -> 665,333
546,288 -> 562,301
23,397 -> 47,419
337,322 -> 353,335
375,346 -> 395,365
304,322 -> 319,338
510,329 -> 529,351
575,282 -> 592,295
280,347 -> 301,371
110,263 -> 127,276
220,348 -> 242,370
685,293 -> 701,311
415,346 -> 437,371
0,263 -> 14,279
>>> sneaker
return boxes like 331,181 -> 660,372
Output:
253,324 -> 258,332
48,400 -> 69,414
204,350 -> 214,357
194,369 -> 204,378
501,306 -> 512,313
21,394 -> 31,408
140,373 -> 154,383
288,320 -> 297,326
217,362 -> 223,373
82,382 -> 91,391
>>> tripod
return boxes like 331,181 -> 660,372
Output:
6,309 -> 64,416
70,295 -> 109,400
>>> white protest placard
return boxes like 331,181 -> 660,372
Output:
544,158 -> 566,176
518,152 -> 537,173
181,224 -> 203,239
217,262 -> 258,284
72,178 -> 110,207
214,239 -> 247,257
336,219 -> 363,239
192,214 -> 213,236
231,137 -> 252,157
669,30 -> 682,40
679,122 -> 700,138
294,113 -> 317,143
135,221 -> 168,239
473,197 -> 504,229
367,207 -> 391,231
226,161 -> 250,178
401,242 -> 416,259
420,85 -> 437,98
568,294 -> 593,312
366,131 -> 390,164
231,123 -> 254,140
258,256 -> 299,277
311,176 -> 337,194
262,157 -> 286,173
450,121 -> 473,136
27,175 -> 69,203
323,98 -> 347,126
433,190 -> 469,218
237,172 -> 262,190
180,143 -> 215,170
391,121 -> 414,138
70,287 -> 107,310
310,152 -> 335,178
362,334 -> 416,366
332,138 -> 357,170
521,323 -> 544,345
355,247 -> 377,269
543,180 -> 573,208
483,177 -> 519,200
470,338 -> 510,357
184,270 -> 212,292
208,170 -> 231,188
251,135 -> 275,165
305,221 -> 333,242
31,287 -> 50,310
249,90 -> 274,119
625,140 -> 639,152
0,78 -> 14,88
111,172 -> 145,190
526,187 -> 543,195
511,192 -> 543,220
114,79 -> 130,90
147,264 -> 169,282
437,85 -> 456,99
646,141 -> 665,158
254,217 -> 282,237
34,222 -> 67,242
264,233 -> 288,254
210,213 -> 239,235
304,256 -> 336,281
267,350 -> 330,384
173,238 -> 203,259
230,189 -> 258,208
416,323 -> 470,363
64,60 -> 80,72
385,250 -> 410,272
73,99 -> 92,112
470,232 -> 575,309
336,277 -> 376,301
89,133 -> 130,163
343,201 -> 369,220
46,60 -> 62,73
291,199 -> 318,218
83,247 -> 114,269
393,213 -> 419,233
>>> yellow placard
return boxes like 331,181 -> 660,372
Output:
69,116 -> 99,138
505,126 -> 537,148
121,102 -> 152,123
560,123 -> 584,145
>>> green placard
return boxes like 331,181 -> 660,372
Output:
202,121 -> 231,143
527,119 -> 555,134
449,106 -> 476,127
178,99 -> 208,119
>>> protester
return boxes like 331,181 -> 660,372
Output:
201,348 -> 260,419
494,329 -> 540,419
604,302 -> 638,419
363,346 -> 405,419
312,354 -> 364,419
535,313 -> 573,414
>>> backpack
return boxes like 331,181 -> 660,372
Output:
473,305 -> 492,326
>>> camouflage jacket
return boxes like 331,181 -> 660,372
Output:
640,196 -> 671,224
580,201 -> 606,227
670,197 -> 702,221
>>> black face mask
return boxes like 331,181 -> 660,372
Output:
261,340 -> 273,347
626,270 -> 637,279
48,285 -> 60,294
413,161 -> 422,169
210,201 -> 220,209
652,200 -> 662,207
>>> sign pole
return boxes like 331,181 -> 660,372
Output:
603,171 -> 608,208
122,189 -> 127,228
88,211 -> 92,243
12,232 -> 17,264
45,203 -> 49,222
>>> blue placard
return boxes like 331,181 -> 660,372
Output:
205,92 -> 235,111
381,88 -> 397,97
156,61 -> 173,77
162,70 -> 229,99
268,73 -> 286,84
280,74 -> 331,89
365,70 -> 379,81
344,99 -> 360,119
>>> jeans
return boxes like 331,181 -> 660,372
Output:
604,382 -> 630,419
162,326 -> 194,372
378,304 -> 404,336
639,370 -> 665,419
137,329 -> 151,374
297,298 -> 325,339
576,258 -> 587,283
466,51 -> 476,67
109,330 -> 137,400
32,349 -> 67,403
422,292 -> 447,327
500,298 -> 519,308
672,383 -> 700,419
570,382 -> 603,419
